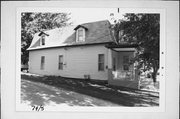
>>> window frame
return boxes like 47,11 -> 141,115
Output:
39,35 -> 46,46
78,29 -> 83,41
58,55 -> 63,70
41,36 -> 45,45
98,54 -> 105,71
40,56 -> 45,70
76,28 -> 85,42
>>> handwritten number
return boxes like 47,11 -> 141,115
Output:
31,105 -> 44,111
32,106 -> 35,110
40,105 -> 44,111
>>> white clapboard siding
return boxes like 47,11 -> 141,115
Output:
29,44 -> 108,80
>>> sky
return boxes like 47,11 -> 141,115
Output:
56,8 -> 125,25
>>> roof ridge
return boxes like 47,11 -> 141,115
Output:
37,25 -> 75,33
80,19 -> 110,26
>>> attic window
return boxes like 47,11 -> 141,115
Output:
38,32 -> 49,46
39,35 -> 46,46
41,36 -> 45,45
74,25 -> 87,42
77,29 -> 84,41
76,28 -> 85,42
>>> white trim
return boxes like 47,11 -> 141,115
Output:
39,37 -> 42,46
107,49 -> 112,69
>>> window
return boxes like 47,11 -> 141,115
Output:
40,56 -> 45,70
123,56 -> 129,71
58,55 -> 63,70
41,37 -> 45,45
41,35 -> 45,45
98,54 -> 105,71
77,29 -> 84,42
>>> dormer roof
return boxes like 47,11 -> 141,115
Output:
38,31 -> 49,36
74,25 -> 88,31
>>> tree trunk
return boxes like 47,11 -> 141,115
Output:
152,60 -> 159,84
152,67 -> 158,87
152,71 -> 157,83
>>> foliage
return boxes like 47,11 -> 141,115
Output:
21,12 -> 71,64
114,13 -> 160,82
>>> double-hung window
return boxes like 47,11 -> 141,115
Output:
58,55 -> 63,70
77,29 -> 84,42
40,56 -> 45,70
41,36 -> 45,45
98,54 -> 105,71
40,35 -> 45,46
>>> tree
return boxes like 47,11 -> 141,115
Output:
113,13 -> 160,83
21,12 -> 71,65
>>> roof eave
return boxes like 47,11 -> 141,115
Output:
28,42 -> 113,51
105,43 -> 138,48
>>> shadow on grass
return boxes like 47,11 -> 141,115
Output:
21,74 -> 159,107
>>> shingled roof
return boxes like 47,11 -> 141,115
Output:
27,20 -> 115,50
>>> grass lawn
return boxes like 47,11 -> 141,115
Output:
21,73 -> 159,107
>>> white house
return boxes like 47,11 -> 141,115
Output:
27,20 -> 140,89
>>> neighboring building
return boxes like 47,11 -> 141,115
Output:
27,20 -> 139,89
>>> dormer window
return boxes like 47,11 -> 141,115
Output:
41,35 -> 45,45
38,31 -> 49,46
77,29 -> 84,42
74,25 -> 88,42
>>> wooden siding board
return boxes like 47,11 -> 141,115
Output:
29,45 -> 108,80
